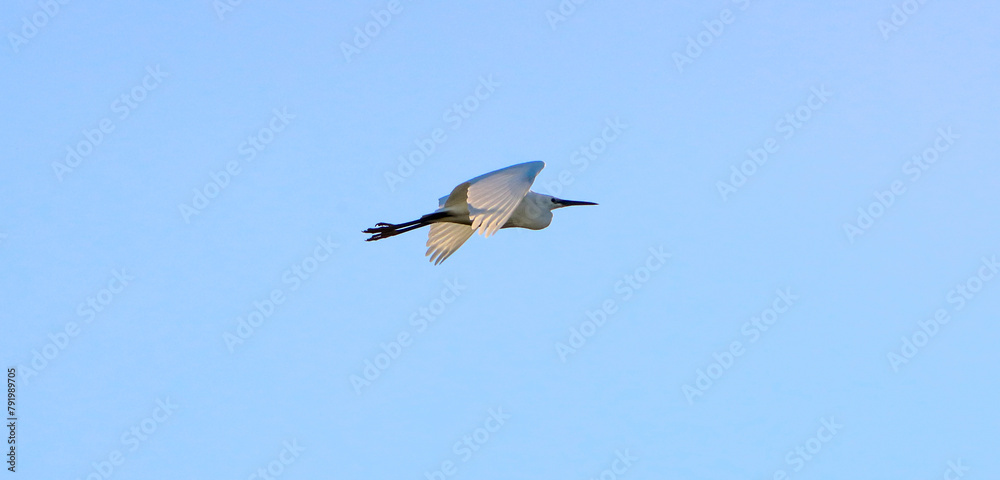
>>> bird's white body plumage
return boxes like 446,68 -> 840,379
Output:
425,162 -> 556,264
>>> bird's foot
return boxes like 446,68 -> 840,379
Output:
363,222 -> 401,241
362,223 -> 396,234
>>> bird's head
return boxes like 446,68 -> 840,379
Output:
531,192 -> 597,211
521,192 -> 597,223
545,195 -> 598,210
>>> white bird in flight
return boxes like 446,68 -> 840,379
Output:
364,161 -> 597,264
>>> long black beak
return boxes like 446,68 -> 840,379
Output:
555,198 -> 598,207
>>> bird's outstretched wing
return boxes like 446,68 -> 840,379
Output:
425,222 -> 475,265
464,161 -> 545,237
424,161 -> 544,263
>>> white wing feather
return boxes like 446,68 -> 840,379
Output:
465,161 -> 545,237
423,161 -> 545,263
425,223 -> 475,265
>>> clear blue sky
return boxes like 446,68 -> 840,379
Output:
3,1 -> 999,478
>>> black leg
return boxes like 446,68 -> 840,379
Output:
363,212 -> 454,241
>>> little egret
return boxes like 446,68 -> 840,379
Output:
364,161 -> 597,264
